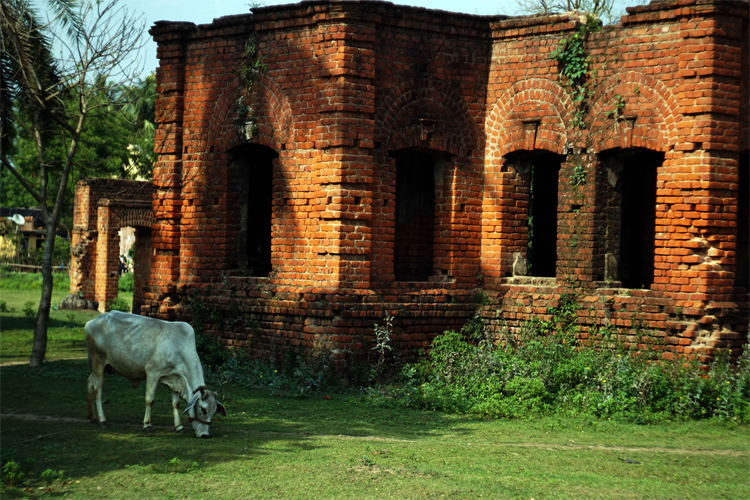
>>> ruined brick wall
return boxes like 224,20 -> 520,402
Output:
146,0 -> 748,366
71,179 -> 154,311
481,0 -> 749,361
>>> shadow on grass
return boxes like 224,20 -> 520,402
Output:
1,359 -> 477,486
0,313 -> 93,331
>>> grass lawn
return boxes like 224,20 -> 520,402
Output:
1,359 -> 749,498
0,271 -> 132,363
1,273 -> 749,498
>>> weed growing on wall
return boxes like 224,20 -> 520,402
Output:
237,32 -> 268,140
371,313 -> 394,382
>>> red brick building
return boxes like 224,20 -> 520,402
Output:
143,0 -> 748,364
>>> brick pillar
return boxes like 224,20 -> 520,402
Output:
70,181 -> 97,301
132,227 -> 152,314
148,22 -> 191,317
314,11 -> 376,289
556,153 -> 598,284
95,202 -> 120,312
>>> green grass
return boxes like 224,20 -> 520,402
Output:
2,273 -> 748,497
1,359 -> 749,498
0,271 -> 132,363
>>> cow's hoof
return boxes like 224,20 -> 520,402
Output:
143,426 -> 153,434
99,421 -> 108,428
175,426 -> 184,433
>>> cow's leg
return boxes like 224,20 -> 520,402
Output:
142,375 -> 158,431
171,392 -> 183,432
87,356 -> 106,424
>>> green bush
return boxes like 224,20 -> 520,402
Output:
23,301 -> 35,318
2,460 -> 24,486
118,272 -> 134,292
366,313 -> 750,424
107,297 -> 130,312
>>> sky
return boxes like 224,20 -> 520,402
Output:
119,0 -> 637,78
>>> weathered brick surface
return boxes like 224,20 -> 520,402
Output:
145,0 -> 749,366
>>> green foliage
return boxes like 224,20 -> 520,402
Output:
106,297 -> 130,312
0,300 -> 9,312
366,313 -> 750,423
371,313 -> 394,382
1,460 -> 24,486
0,234 -> 71,267
2,357 -> 749,498
570,163 -> 587,187
118,272 -> 134,292
607,93 -> 626,121
40,468 -> 64,485
550,16 -> 601,130
23,301 -> 35,318
460,312 -> 486,343
2,75 -> 155,230
474,290 -> 490,306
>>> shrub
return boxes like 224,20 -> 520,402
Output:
23,301 -> 35,318
2,460 -> 24,486
118,272 -> 134,292
107,297 -> 131,312
365,315 -> 750,423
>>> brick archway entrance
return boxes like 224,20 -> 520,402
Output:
70,179 -> 155,313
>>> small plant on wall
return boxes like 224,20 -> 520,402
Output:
237,31 -> 268,141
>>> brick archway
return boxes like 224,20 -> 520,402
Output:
589,71 -> 678,153
70,179 -> 155,313
377,80 -> 478,157
482,78 -> 574,283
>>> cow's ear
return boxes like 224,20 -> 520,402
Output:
216,401 -> 226,417
183,393 -> 200,415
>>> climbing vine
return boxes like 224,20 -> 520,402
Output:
551,15 -> 601,131
550,15 -> 601,249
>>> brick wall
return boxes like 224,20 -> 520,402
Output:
146,0 -> 748,366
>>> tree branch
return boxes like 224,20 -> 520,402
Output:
1,156 -> 44,206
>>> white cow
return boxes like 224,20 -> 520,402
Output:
85,311 -> 226,437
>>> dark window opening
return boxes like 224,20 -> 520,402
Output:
528,154 -> 560,277
230,143 -> 277,277
618,150 -> 661,289
737,151 -> 748,289
393,149 -> 437,281
506,151 -> 562,277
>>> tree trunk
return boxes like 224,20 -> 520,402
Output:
29,222 -> 57,368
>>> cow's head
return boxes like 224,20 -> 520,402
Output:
183,386 -> 226,437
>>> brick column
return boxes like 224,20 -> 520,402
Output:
95,202 -> 120,312
132,227 -> 152,314
148,22 -> 192,317
313,8 -> 376,290
70,181 -> 97,301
